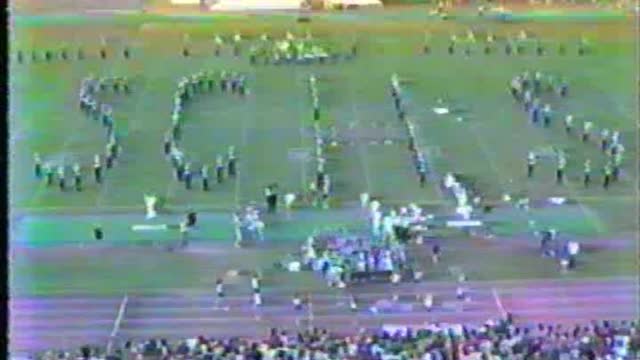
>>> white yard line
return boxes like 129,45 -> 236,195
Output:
466,121 -> 511,196
491,287 -> 507,319
293,69 -> 309,192
235,81 -> 252,207
400,84 -> 448,202
307,293 -> 314,332
106,293 -> 128,354
346,75 -> 373,193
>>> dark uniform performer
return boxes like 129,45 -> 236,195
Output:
603,162 -> 612,189
123,46 -> 130,59
220,71 -> 228,92
57,165 -> 66,191
34,153 -> 42,178
230,73 -> 240,94
112,77 -> 121,93
106,149 -> 114,169
100,47 -> 107,59
529,101 -> 539,124
612,153 -> 622,181
265,186 -> 273,212
249,46 -> 257,64
564,115 -> 573,134
176,158 -> 185,181
31,51 -> 38,62
227,146 -> 236,177
578,39 -> 585,56
266,185 -> 278,213
293,293 -> 303,311
559,79 -> 569,97
163,133 -> 172,156
215,278 -> 224,305
448,41 -> 454,55
536,41 -> 544,56
201,165 -> 209,191
313,97 -> 320,121
516,42 -> 524,55
216,155 -> 225,184
582,121 -> 592,143
184,163 -> 192,190
556,153 -> 566,184
182,46 -> 190,57
393,96 -> 401,113
187,211 -> 197,227
527,151 -> 536,178
121,77 -> 130,94
44,163 -> 54,186
61,48 -> 68,61
600,129 -> 610,152
505,41 -> 512,55
542,105 -> 552,128
418,163 -> 427,187
432,243 -> 441,264
533,72 -> 542,95
45,50 -> 52,62
17,50 -> 23,64
583,159 -> 591,188
238,76 -> 246,96
73,163 -> 82,192
206,71 -> 215,91
93,225 -> 103,241
93,154 -> 102,184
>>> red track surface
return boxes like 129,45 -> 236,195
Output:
10,276 -> 638,355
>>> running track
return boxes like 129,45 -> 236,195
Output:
9,277 -> 638,355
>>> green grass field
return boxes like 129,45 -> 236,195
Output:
9,6 -> 638,296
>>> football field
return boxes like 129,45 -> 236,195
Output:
8,4 -> 639,355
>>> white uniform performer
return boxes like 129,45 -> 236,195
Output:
284,193 -> 296,210
253,291 -> 262,307
233,213 -> 243,247
372,210 -> 382,238
144,194 -> 158,219
360,192 -> 370,208
423,293 -> 433,311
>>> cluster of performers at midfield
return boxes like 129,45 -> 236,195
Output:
300,233 -> 410,289
33,75 -> 130,191
164,70 -> 246,191
509,70 -> 625,189
248,30 -> 356,66
389,73 -> 429,188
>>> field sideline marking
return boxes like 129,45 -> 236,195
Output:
13,275 -> 636,295
12,194 -> 636,215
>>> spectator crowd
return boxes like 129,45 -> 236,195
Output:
26,319 -> 640,360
